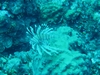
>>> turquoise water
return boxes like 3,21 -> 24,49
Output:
0,0 -> 100,75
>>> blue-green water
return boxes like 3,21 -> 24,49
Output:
0,0 -> 100,75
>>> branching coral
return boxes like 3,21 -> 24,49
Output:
26,25 -> 58,55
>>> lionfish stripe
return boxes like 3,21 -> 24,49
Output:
32,35 -> 39,43
40,28 -> 49,36
40,45 -> 52,55
32,44 -> 36,50
27,26 -> 35,36
43,28 -> 53,35
43,45 -> 58,53
36,25 -> 41,35
41,28 -> 53,40
30,26 -> 35,35
36,45 -> 42,55
46,31 -> 54,40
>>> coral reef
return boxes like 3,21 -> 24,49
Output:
0,0 -> 100,75
0,25 -> 90,75
39,2 -> 64,24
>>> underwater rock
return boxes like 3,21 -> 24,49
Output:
0,10 -> 9,27
39,2 -> 64,24
0,35 -> 12,52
